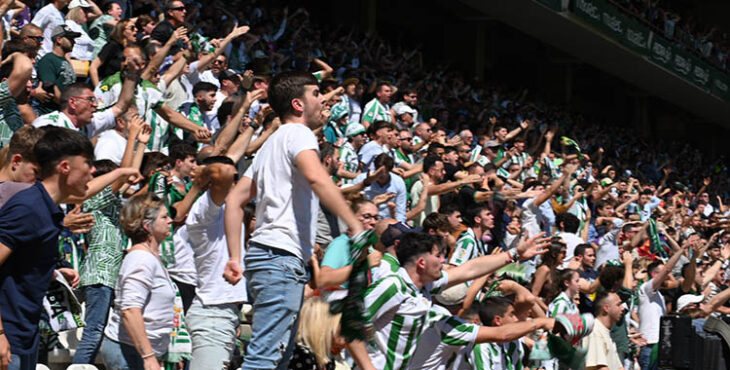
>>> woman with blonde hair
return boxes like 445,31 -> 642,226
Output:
99,194 -> 176,370
65,5 -> 98,61
289,297 -> 344,370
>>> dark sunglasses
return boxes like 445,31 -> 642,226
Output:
168,6 -> 185,11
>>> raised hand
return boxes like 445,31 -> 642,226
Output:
515,232 -> 550,260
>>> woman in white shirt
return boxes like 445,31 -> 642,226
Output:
99,194 -> 175,370
66,6 -> 97,61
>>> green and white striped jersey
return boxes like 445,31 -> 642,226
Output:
471,339 -> 526,370
364,268 -> 449,370
548,291 -> 579,318
408,305 -> 480,369
362,98 -> 391,124
502,151 -> 531,181
372,252 -> 400,282
338,141 -> 359,185
449,228 -> 485,267
0,81 -> 22,148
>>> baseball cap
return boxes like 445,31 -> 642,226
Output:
393,102 -> 416,117
484,140 -> 500,148
380,222 -> 412,248
68,0 -> 92,8
345,123 -> 365,138
51,25 -> 82,41
218,69 -> 239,84
677,294 -> 704,312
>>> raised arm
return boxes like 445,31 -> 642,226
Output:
196,25 -> 249,72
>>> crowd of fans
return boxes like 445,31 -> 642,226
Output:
0,1 -> 729,370
613,0 -> 730,71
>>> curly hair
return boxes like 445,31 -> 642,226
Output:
119,194 -> 164,243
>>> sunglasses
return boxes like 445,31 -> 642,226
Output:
169,6 -> 185,11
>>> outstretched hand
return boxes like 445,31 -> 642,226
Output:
515,232 -> 550,260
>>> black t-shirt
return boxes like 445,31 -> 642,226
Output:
97,39 -> 125,82
444,162 -> 462,182
578,267 -> 600,313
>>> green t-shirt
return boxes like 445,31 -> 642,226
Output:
36,53 -> 76,114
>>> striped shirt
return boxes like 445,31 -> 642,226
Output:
338,141 -> 359,185
372,252 -> 400,282
548,291 -> 579,318
408,305 -> 480,369
95,72 -> 165,137
0,81 -> 21,148
449,228 -> 485,267
364,268 -> 449,370
471,339 -> 525,370
361,98 -> 391,124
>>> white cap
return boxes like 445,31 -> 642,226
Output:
393,102 -> 416,117
69,0 -> 93,8
677,294 -> 704,312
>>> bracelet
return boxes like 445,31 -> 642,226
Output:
0,329 -> 4,336
506,249 -> 518,263
141,352 -> 155,359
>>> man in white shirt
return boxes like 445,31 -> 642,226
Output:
30,0 -> 68,57
185,157 -> 247,370
583,292 -> 625,370
556,212 -> 585,262
32,78 -> 135,138
94,106 -> 139,165
223,71 -> 365,369
358,120 -> 394,170
637,241 -> 686,370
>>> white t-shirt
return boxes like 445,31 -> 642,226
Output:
638,279 -> 666,344
94,129 -> 126,165
66,20 -> 95,61
185,60 -> 220,96
104,250 -> 175,356
166,225 -> 197,286
520,197 -> 542,238
186,191 -> 247,305
31,4 -> 65,57
245,123 -> 319,261
32,109 -> 116,138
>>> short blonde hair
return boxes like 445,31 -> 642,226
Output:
119,194 -> 164,243
296,297 -> 342,367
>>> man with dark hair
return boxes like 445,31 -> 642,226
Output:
361,81 -> 393,127
391,88 -> 419,125
149,0 -> 187,48
352,153 -> 407,222
358,120 -> 394,170
450,203 -> 493,267
637,238 -> 687,370
411,156 -> 480,228
574,244 -> 599,313
177,82 -> 219,139
0,127 -> 93,369
30,0 -> 69,57
35,25 -> 80,114
224,70 -> 365,369
363,231 -> 549,369
583,292 -> 624,370
557,212 -> 584,261
637,188 -> 661,221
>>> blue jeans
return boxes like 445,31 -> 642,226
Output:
8,352 -> 37,370
242,243 -> 309,370
639,344 -> 657,370
99,336 -> 145,370
186,300 -> 240,370
73,284 -> 114,364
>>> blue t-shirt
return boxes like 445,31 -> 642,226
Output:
321,234 -> 351,289
0,182 -> 63,354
